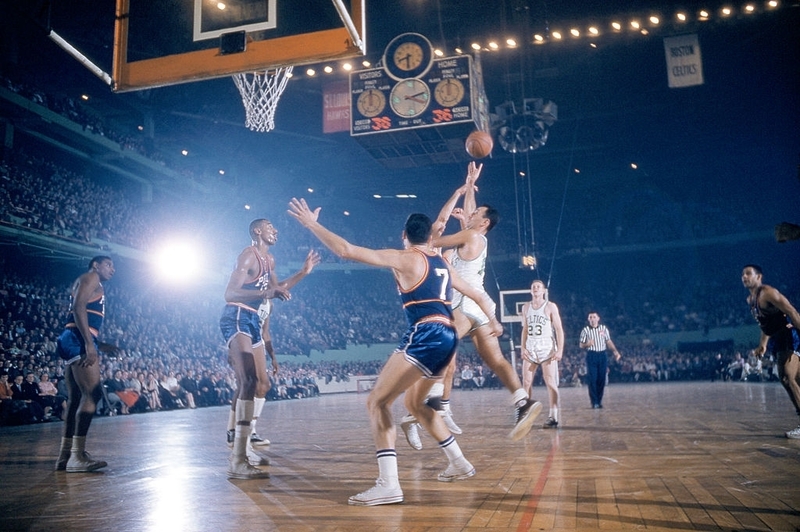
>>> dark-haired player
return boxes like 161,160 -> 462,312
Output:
742,264 -> 800,438
55,256 -> 117,472
289,198 -> 501,506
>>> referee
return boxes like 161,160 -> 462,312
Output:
579,312 -> 622,409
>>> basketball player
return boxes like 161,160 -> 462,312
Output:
742,264 -> 800,438
579,312 -> 622,408
243,249 -> 319,449
288,198 -> 502,506
55,256 -> 117,472
520,280 -> 565,428
220,218 -> 317,479
403,163 -> 542,448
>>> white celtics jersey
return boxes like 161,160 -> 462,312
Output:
525,300 -> 555,351
450,234 -> 488,293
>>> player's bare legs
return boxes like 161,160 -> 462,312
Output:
227,334 -> 269,478
455,310 -> 541,440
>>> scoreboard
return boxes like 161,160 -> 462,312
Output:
350,55 -> 478,136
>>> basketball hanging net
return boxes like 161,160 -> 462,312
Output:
232,66 -> 294,132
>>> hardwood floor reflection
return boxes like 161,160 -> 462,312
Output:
1,381 -> 799,531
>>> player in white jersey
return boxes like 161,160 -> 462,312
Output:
520,280 -> 565,428
401,162 -> 542,447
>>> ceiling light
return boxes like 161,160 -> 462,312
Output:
323,66 -> 333,73
218,169 -> 225,175
744,4 -> 755,12
630,20 -> 640,29
434,49 -> 444,56
534,34 -> 544,42
343,211 -> 350,216
216,3 -> 226,10
611,22 -> 622,31
699,10 -> 709,19
588,27 -> 599,35
551,31 -> 562,40
306,68 -> 316,76
471,42 -> 481,50
362,60 -> 371,67
307,188 -> 314,193
506,38 -> 517,47
721,7 -> 732,16
630,163 -> 638,169
767,1 -> 778,8
677,12 -> 687,21
342,63 -> 352,71
181,149 -> 188,156
570,28 -> 580,37
649,16 -> 660,25
455,47 -> 463,54
373,194 -> 381,199
488,41 -> 499,50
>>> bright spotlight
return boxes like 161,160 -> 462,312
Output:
153,241 -> 202,283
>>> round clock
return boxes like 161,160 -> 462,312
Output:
434,78 -> 465,107
383,33 -> 435,81
390,79 -> 431,118
356,88 -> 386,118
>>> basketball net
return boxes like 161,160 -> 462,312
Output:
232,66 -> 294,132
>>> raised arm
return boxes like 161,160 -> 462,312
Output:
462,162 -> 483,227
288,198 -> 408,270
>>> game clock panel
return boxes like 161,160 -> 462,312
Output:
350,55 -> 474,136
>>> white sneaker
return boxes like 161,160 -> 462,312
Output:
247,445 -> 271,466
438,459 -> 476,482
66,452 -> 108,473
250,432 -> 271,446
348,478 -> 403,506
228,458 -> 270,480
440,409 -> 463,434
786,425 -> 800,439
400,415 -> 422,451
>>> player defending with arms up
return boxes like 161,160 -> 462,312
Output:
289,198 -> 502,506
427,163 -> 541,440
742,264 -> 800,438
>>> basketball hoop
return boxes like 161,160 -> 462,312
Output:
232,66 -> 294,132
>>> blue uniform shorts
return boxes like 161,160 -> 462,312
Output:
56,328 -> 98,365
396,321 -> 458,378
220,304 -> 263,348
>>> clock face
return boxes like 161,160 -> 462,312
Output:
434,78 -> 465,107
393,43 -> 424,73
390,79 -> 430,118
383,33 -> 434,81
356,89 -> 386,118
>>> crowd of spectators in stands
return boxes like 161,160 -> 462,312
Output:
1,74 -> 794,428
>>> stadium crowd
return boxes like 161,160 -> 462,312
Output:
0,74 -> 793,427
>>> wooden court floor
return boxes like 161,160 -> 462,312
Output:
1,381 -> 799,531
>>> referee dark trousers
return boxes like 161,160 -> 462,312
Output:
586,349 -> 607,408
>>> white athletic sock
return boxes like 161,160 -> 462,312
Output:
512,388 -> 529,407
233,400 -> 254,461
227,406 -> 236,432
550,407 -> 559,422
376,449 -> 399,486
251,397 -> 266,435
71,435 -> 86,457
438,436 -> 465,464
428,382 -> 445,398
60,437 -> 72,453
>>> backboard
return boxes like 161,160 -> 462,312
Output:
112,0 -> 365,92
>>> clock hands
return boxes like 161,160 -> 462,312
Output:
404,91 -> 428,104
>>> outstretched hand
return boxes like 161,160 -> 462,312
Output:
303,250 -> 321,274
466,161 -> 483,185
288,198 -> 321,227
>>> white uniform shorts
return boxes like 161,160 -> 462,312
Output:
452,292 -> 496,332
524,340 -> 555,364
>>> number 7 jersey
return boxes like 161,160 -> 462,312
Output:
397,249 -> 454,326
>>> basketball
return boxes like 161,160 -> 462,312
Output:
465,130 -> 493,159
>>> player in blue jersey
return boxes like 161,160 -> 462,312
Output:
289,198 -> 502,507
55,256 -> 117,472
221,218 -> 319,479
742,264 -> 800,438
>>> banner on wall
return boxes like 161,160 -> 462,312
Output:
664,34 -> 704,88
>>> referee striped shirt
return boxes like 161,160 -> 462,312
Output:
580,325 -> 611,352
